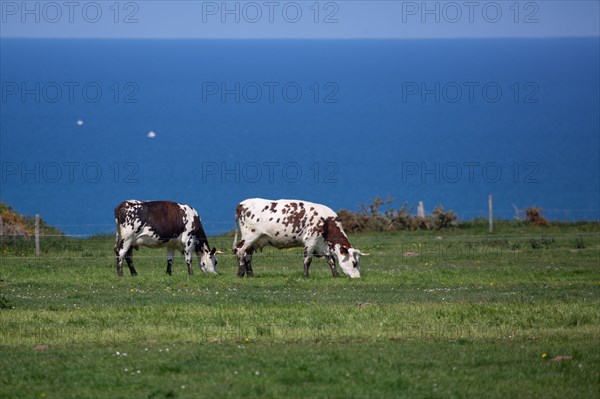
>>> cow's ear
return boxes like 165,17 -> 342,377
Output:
210,247 -> 217,256
340,246 -> 349,256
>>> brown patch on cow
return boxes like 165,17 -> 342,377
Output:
191,215 -> 201,232
321,217 -> 352,249
284,207 -> 307,234
275,232 -> 279,236
308,217 -> 325,236
236,240 -> 245,248
269,217 -> 273,221
130,201 -> 187,243
270,202 -> 278,212
251,229 -> 256,233
263,205 -> 269,211
276,218 -> 280,223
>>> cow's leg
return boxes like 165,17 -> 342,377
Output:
236,253 -> 246,278
183,247 -> 194,275
235,241 -> 253,277
234,241 -> 247,277
327,255 -> 340,277
166,248 -> 175,276
125,247 -> 137,276
244,250 -> 254,278
303,247 -> 313,278
115,239 -> 134,277
114,238 -> 124,277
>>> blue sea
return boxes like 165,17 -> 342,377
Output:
1,38 -> 599,236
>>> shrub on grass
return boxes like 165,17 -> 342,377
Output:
525,207 -> 549,226
431,206 -> 458,229
338,196 -> 457,233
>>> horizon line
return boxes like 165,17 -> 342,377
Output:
2,35 -> 599,40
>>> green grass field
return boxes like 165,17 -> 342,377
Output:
1,221 -> 599,398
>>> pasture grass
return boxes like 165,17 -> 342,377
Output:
1,222 -> 599,398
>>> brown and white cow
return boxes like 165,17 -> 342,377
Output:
114,200 -> 219,276
233,198 -> 367,278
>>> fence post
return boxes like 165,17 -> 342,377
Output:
0,216 -> 3,248
488,195 -> 493,234
35,214 -> 40,257
418,201 -> 425,218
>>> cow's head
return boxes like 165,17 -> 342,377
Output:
335,245 -> 368,278
198,245 -> 221,274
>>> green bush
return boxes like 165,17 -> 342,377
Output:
338,196 -> 457,233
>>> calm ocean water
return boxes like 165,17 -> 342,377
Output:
1,38 -> 599,236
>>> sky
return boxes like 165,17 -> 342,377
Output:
0,0 -> 598,39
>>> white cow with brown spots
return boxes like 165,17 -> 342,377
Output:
233,198 -> 367,278
114,200 -> 220,277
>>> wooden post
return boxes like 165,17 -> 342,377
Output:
35,214 -> 40,257
488,195 -> 493,234
418,201 -> 425,218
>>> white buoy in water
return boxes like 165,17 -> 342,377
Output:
76,119 -> 84,126
147,130 -> 156,138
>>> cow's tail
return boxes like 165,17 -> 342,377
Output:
113,203 -> 126,255
232,214 -> 240,253
114,203 -> 127,239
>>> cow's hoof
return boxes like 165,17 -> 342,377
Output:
131,272 -> 138,277
237,273 -> 245,278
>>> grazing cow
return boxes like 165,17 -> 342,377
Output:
114,200 -> 220,277
233,198 -> 367,278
